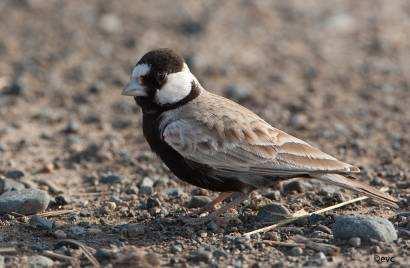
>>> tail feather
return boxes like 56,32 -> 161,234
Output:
316,174 -> 398,208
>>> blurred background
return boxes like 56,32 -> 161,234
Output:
1,0 -> 409,180
0,0 -> 409,266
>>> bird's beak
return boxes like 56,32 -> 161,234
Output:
122,79 -> 148,96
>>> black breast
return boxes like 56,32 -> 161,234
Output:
141,111 -> 251,193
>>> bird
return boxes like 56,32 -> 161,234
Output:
122,48 -> 397,223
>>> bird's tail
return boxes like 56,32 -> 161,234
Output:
316,174 -> 398,208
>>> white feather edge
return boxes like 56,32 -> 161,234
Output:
155,63 -> 196,105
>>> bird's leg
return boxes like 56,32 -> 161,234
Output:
182,192 -> 248,225
198,192 -> 234,213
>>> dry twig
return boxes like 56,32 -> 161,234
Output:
244,196 -> 368,237
57,239 -> 100,268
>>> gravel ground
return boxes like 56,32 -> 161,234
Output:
0,0 -> 409,267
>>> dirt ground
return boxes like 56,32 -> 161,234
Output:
0,0 -> 409,267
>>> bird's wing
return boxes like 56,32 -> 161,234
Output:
161,110 -> 358,178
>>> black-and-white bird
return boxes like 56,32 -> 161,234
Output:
122,48 -> 397,222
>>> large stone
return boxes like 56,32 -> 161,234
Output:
0,189 -> 50,215
28,255 -> 54,268
0,177 -> 25,194
256,202 -> 292,223
333,215 -> 397,243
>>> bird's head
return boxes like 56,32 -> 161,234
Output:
122,48 -> 199,109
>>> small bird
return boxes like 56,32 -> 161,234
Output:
122,48 -> 397,222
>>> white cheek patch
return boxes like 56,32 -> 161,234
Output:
132,63 -> 151,78
156,64 -> 196,105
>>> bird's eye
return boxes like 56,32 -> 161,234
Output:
155,72 -> 167,85
139,76 -> 145,84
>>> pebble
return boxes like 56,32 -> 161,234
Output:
348,237 -> 361,247
100,174 -> 123,184
170,244 -> 183,253
333,215 -> 398,243
0,189 -> 50,215
289,113 -> 308,129
224,85 -> 251,102
54,195 -> 70,206
146,197 -> 161,209
96,248 -> 115,262
63,119 -> 80,134
290,247 -> 303,256
264,190 -> 281,201
139,177 -> 154,194
30,215 -> 53,231
0,177 -> 25,194
180,20 -> 203,36
99,13 -> 122,33
256,202 -> 291,223
165,187 -> 183,198
3,81 -> 24,95
312,252 -> 327,265
187,195 -> 211,208
213,249 -> 228,259
189,248 -> 212,263
28,255 -> 54,268
207,221 -> 219,232
68,226 -> 86,237
370,177 -> 385,186
54,230 -> 67,239
283,180 -> 312,194
5,170 -> 25,179
126,223 -> 145,237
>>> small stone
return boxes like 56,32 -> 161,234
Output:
256,202 -> 291,223
68,226 -> 86,237
99,14 -> 122,33
3,81 -> 24,95
112,119 -> 132,129
4,170 -> 25,179
264,190 -> 281,201
212,249 -> 228,259
289,113 -> 308,129
189,248 -> 212,263
105,201 -> 117,210
313,252 -> 327,265
30,215 -> 53,231
139,177 -> 154,195
207,221 -> 219,232
126,223 -> 145,237
170,244 -> 183,253
63,120 -> 80,134
224,85 -> 251,102
153,176 -> 169,187
96,248 -> 115,262
28,255 -> 54,268
88,227 -> 102,235
283,180 -> 312,194
0,189 -> 50,215
0,177 -> 25,194
333,215 -> 398,243
54,195 -> 70,206
187,196 -> 212,208
165,188 -> 183,198
290,247 -> 303,256
54,230 -> 67,239
370,177 -> 385,186
349,237 -> 361,247
100,174 -> 123,184
146,197 -> 161,209
179,20 -> 203,36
